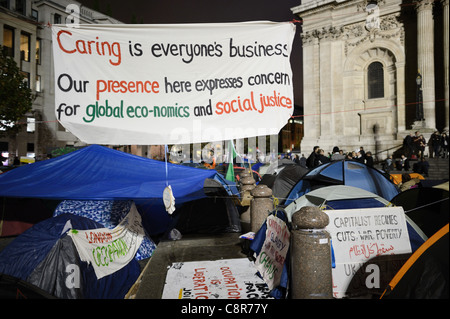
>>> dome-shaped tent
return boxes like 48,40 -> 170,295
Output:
284,160 -> 399,205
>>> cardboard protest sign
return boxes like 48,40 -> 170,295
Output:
162,258 -> 272,299
51,22 -> 296,145
254,214 -> 290,290
68,203 -> 144,279
324,207 -> 412,298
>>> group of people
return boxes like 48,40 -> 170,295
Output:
294,145 -> 375,169
403,130 -> 449,159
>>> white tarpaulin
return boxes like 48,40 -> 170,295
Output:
68,203 -> 145,279
162,258 -> 273,299
51,22 -> 296,145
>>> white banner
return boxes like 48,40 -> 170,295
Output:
254,215 -> 290,290
324,207 -> 412,298
68,203 -> 145,279
51,22 -> 296,145
162,258 -> 273,299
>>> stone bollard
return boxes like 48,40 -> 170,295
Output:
239,174 -> 256,206
250,185 -> 273,233
290,206 -> 333,299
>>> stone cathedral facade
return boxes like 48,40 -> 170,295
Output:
291,0 -> 449,158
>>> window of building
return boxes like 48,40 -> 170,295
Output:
27,118 -> 35,133
367,61 -> 384,99
15,0 -> 25,15
0,0 -> 10,9
35,74 -> 41,92
2,26 -> 14,57
35,38 -> 41,64
20,32 -> 30,61
54,13 -> 61,24
31,9 -> 39,21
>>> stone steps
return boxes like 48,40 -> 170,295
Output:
377,157 -> 449,180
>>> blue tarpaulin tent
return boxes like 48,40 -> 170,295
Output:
0,145 -> 217,236
0,214 -> 140,299
284,160 -> 399,205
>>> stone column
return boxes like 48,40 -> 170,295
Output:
250,185 -> 273,233
416,0 -> 436,130
443,0 -> 449,131
290,206 -> 333,299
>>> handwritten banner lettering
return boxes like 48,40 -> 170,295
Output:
324,207 -> 412,298
68,203 -> 145,279
51,22 -> 296,145
162,258 -> 272,299
254,214 -> 290,290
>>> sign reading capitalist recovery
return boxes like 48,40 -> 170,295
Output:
51,22 -> 296,145
68,203 -> 145,279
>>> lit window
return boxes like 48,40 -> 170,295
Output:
368,62 -> 384,99
2,26 -> 14,57
35,39 -> 41,64
20,32 -> 30,61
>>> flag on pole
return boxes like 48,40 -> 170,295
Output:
225,141 -> 237,182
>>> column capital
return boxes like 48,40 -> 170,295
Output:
415,0 -> 435,12
442,0 -> 449,6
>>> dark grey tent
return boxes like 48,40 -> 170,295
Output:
259,164 -> 309,204
390,187 -> 449,238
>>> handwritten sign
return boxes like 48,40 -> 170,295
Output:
51,22 -> 295,145
324,207 -> 412,298
162,258 -> 272,299
68,203 -> 145,279
254,215 -> 290,290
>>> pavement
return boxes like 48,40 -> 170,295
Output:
127,232 -> 248,299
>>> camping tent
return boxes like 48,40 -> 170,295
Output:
0,214 -> 140,299
259,164 -> 309,204
381,224 -> 449,299
284,185 -> 392,220
0,145 -> 217,236
284,160 -> 399,205
283,185 -> 427,252
390,187 -> 449,238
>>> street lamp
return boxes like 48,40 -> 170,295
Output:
416,70 -> 424,121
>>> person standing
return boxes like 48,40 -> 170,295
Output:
440,132 -> 448,158
429,131 -> 441,158
365,151 -> 374,167
331,146 -> 345,161
306,146 -> 320,169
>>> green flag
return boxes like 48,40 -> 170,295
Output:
225,140 -> 237,182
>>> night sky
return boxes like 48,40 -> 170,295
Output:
77,0 -> 303,107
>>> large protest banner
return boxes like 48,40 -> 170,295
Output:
324,207 -> 412,298
68,203 -> 145,279
51,22 -> 296,145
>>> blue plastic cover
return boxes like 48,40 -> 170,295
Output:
0,144 -> 216,201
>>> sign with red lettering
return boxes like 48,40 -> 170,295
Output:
68,203 -> 145,279
324,207 -> 412,298
254,214 -> 290,290
162,258 -> 273,299
51,22 -> 296,144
